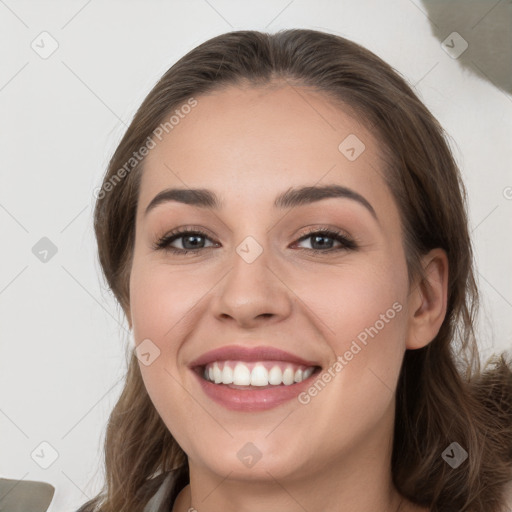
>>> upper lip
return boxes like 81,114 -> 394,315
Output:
189,345 -> 321,368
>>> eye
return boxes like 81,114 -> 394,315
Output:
153,227 -> 217,255
153,226 -> 357,255
293,227 -> 357,252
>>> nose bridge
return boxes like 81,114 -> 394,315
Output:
211,230 -> 292,326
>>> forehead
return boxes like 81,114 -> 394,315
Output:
138,84 -> 393,218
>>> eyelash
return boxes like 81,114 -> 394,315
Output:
153,226 -> 358,255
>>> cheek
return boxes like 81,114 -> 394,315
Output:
129,258 -> 205,347
293,265 -> 408,447
292,257 -> 407,344
128,260 -> 204,447
291,253 -> 409,396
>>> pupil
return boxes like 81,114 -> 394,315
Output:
313,235 -> 332,249
184,235 -> 203,249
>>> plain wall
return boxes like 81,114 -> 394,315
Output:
1,1 -> 511,510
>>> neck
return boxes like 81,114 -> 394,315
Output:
175,466 -> 403,512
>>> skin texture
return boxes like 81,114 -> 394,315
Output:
127,84 -> 447,512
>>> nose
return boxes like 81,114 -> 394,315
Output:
210,241 -> 294,329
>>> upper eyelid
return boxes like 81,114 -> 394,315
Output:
161,226 -> 351,240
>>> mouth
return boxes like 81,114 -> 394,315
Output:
189,345 -> 323,411
194,360 -> 321,388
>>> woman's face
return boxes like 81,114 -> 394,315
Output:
129,84 -> 416,482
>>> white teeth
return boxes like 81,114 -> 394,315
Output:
233,363 -> 251,385
268,365 -> 282,385
303,367 -> 314,380
250,365 -> 269,386
282,367 -> 295,385
221,364 -> 234,384
203,361 -> 317,386
213,364 -> 222,384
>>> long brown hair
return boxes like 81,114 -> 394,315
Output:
78,29 -> 512,512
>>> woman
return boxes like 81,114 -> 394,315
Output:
79,29 -> 512,512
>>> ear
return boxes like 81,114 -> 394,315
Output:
405,248 -> 449,350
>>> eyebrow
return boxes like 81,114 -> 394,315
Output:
144,185 -> 378,221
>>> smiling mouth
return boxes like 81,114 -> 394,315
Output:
194,360 -> 322,389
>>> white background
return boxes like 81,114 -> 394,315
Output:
1,1 -> 511,510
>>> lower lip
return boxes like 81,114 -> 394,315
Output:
191,368 -> 319,412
